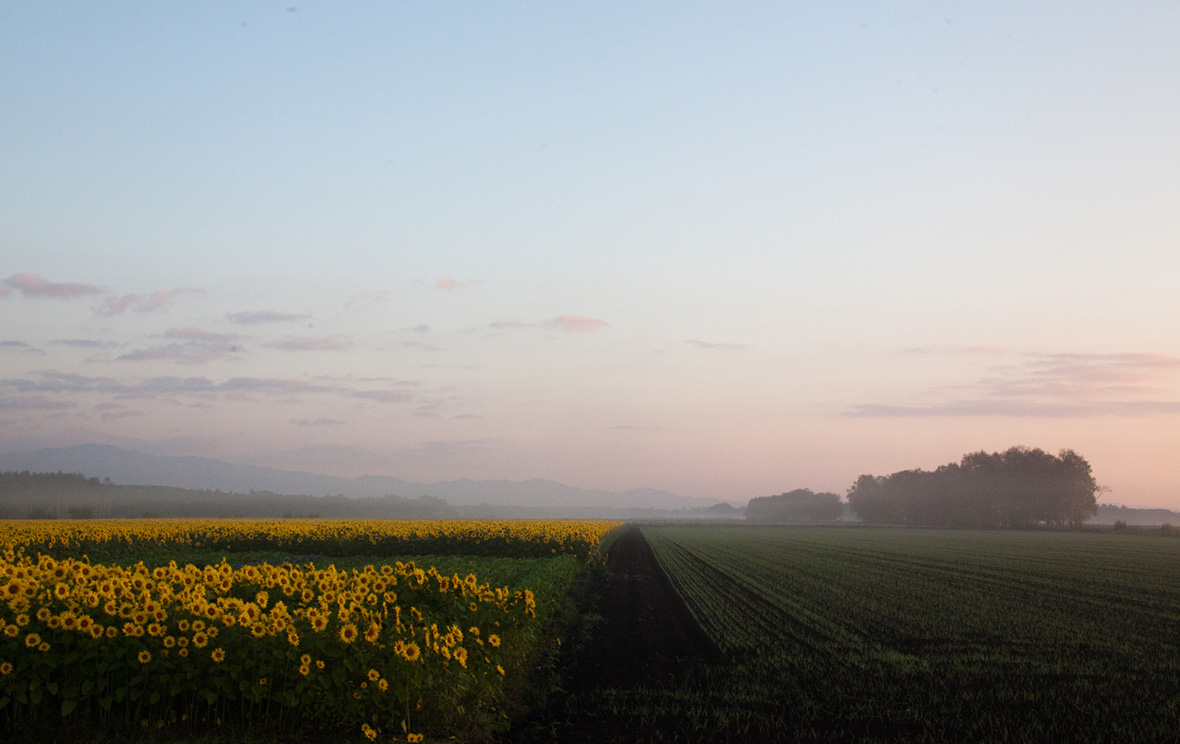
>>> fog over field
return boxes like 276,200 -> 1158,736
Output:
2,3 -> 1179,509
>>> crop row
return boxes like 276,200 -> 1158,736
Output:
642,525 -> 1180,741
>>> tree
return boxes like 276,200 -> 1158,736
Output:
747,489 -> 843,522
846,447 -> 1100,528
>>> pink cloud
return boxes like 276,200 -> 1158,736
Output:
900,346 -> 1007,356
403,340 -> 441,352
97,288 -> 203,316
687,339 -> 748,351
3,273 -> 102,299
850,351 -> 1180,419
1,370 -> 415,406
544,316 -> 609,334
436,277 -> 480,290
262,335 -> 350,352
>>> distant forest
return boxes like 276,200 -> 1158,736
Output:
746,489 -> 843,522
0,470 -> 457,519
846,446 -> 1100,528
0,471 -> 727,521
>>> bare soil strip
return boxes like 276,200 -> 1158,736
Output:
507,526 -> 723,742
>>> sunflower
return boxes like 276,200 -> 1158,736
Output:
367,668 -> 380,682
339,623 -> 358,644
24,632 -> 41,648
0,662 -> 12,675
138,650 -> 151,664
364,623 -> 380,643
211,648 -> 226,663
402,642 -> 421,662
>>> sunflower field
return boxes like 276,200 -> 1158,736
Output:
0,519 -> 622,742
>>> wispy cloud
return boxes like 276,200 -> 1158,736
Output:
116,344 -> 239,365
483,316 -> 610,335
899,345 -> 1007,356
0,395 -> 77,411
1,370 -> 415,406
3,273 -> 102,299
848,400 -> 1180,418
95,403 -> 144,421
488,320 -> 532,331
1,340 -> 45,355
544,316 -> 609,334
97,288 -> 203,316
164,327 -> 242,344
436,276 -> 480,290
849,351 -> 1180,418
402,340 -> 441,352
51,339 -> 121,349
290,418 -> 346,426
262,335 -> 350,352
116,327 -> 244,365
687,339 -> 749,351
227,310 -> 313,325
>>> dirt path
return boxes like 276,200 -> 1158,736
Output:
570,525 -> 722,691
509,525 -> 723,742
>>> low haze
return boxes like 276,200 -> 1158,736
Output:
2,3 -> 1178,508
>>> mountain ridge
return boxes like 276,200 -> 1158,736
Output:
0,444 -> 710,510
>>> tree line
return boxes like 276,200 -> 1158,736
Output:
0,471 -> 451,520
747,446 -> 1101,528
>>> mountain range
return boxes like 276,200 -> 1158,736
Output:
0,444 -> 714,510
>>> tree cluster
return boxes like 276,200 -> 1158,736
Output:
746,488 -> 843,522
846,446 -> 1099,528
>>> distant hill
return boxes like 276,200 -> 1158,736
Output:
0,444 -> 707,511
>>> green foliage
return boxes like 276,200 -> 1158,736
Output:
643,525 -> 1180,742
847,446 -> 1100,528
745,489 -> 842,522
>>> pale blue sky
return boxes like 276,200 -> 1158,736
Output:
3,3 -> 1179,506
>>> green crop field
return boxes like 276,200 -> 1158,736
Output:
643,525 -> 1180,742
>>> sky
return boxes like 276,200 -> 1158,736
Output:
2,2 -> 1179,508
